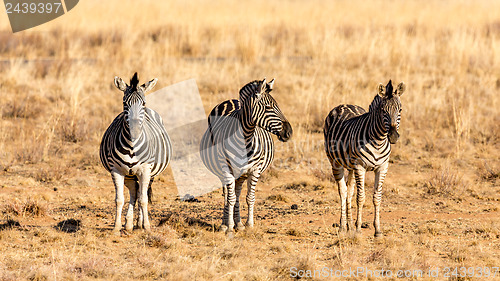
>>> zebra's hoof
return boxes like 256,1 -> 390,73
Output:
220,225 -> 228,233
374,232 -> 383,238
226,231 -> 235,239
236,223 -> 245,231
112,229 -> 121,236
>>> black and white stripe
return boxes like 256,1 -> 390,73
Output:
100,72 -> 172,233
200,78 -> 292,233
324,80 -> 405,237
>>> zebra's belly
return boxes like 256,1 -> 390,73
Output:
110,157 -> 154,176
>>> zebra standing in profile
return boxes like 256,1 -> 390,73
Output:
100,73 -> 172,234
200,78 -> 292,233
324,80 -> 405,237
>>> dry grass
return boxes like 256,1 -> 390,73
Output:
0,0 -> 499,280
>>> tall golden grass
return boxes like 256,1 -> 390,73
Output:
0,0 -> 499,280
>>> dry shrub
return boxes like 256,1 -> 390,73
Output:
158,212 -> 216,232
285,228 -> 302,237
2,199 -> 48,218
423,167 -> 467,198
71,256 -> 111,279
143,233 -> 172,249
279,181 -> 324,191
267,194 -> 289,203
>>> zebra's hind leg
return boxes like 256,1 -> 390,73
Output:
333,167 -> 348,233
234,177 -> 246,231
354,167 -> 366,233
111,171 -> 125,235
137,169 -> 152,232
124,179 -> 137,231
373,163 -> 388,237
346,170 -> 355,232
220,184 -> 229,233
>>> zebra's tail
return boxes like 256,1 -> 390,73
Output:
324,109 -> 338,139
147,178 -> 154,204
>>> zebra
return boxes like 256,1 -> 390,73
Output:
200,78 -> 292,233
323,80 -> 405,237
99,72 -> 172,234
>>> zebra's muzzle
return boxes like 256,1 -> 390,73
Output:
129,119 -> 142,142
388,126 -> 399,144
277,121 -> 292,142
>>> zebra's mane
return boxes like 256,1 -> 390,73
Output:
369,95 -> 383,112
239,80 -> 262,102
130,72 -> 140,90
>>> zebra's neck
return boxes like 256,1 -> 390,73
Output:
237,107 -> 258,144
367,97 -> 390,146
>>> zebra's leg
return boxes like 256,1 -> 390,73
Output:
226,181 -> 237,233
346,170 -> 355,231
354,167 -> 366,232
136,182 -> 144,229
373,163 -> 389,237
111,171 -> 125,234
246,171 -> 260,228
221,184 -> 228,232
333,167 -> 348,232
124,179 -> 137,231
220,169 -> 235,233
234,177 -> 246,231
137,168 -> 152,232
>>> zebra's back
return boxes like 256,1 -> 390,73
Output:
200,99 -> 274,179
99,107 -> 172,177
324,104 -> 369,170
324,104 -> 366,136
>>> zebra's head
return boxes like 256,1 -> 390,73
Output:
240,78 -> 292,142
376,80 -> 405,144
114,72 -> 158,142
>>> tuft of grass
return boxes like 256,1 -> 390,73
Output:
423,167 -> 466,198
266,194 -> 289,203
2,199 -> 48,218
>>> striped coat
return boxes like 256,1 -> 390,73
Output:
324,80 -> 405,237
200,78 -> 292,233
100,73 -> 172,233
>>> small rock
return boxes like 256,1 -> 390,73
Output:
291,204 -> 298,210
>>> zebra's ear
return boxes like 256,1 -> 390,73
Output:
141,78 -> 158,94
377,83 -> 385,97
266,78 -> 275,92
114,76 -> 127,91
396,82 -> 405,96
255,78 -> 267,99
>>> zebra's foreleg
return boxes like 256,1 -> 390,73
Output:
346,170 -> 355,231
124,179 -> 137,231
234,177 -> 246,231
111,171 -> 125,234
354,167 -> 366,232
246,172 -> 260,228
373,163 -> 388,237
137,169 -> 152,232
334,172 -> 348,233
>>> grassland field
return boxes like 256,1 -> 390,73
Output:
0,0 -> 499,280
